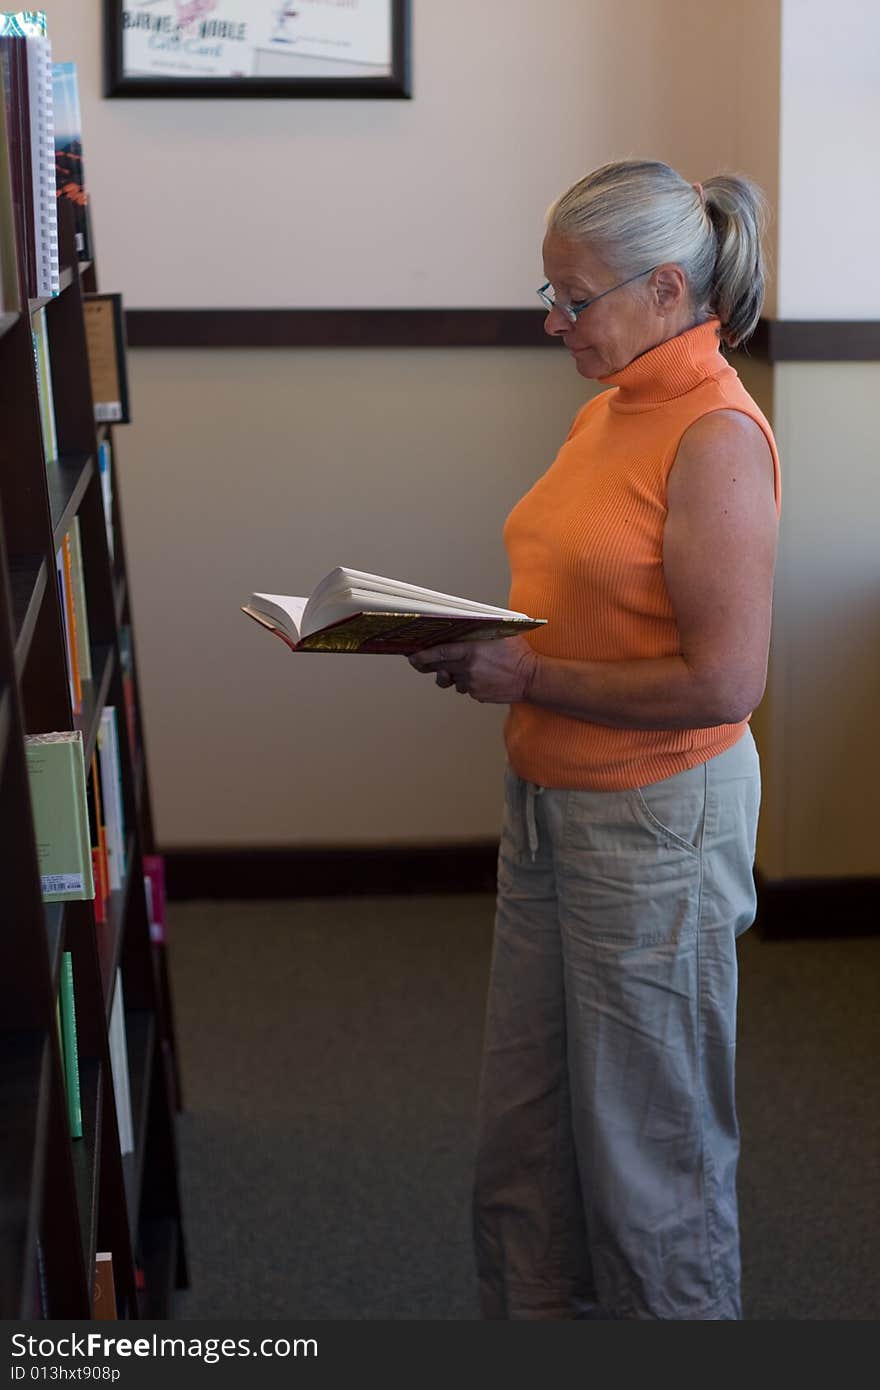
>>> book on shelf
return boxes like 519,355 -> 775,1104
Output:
22,12 -> 56,297
24,730 -> 94,901
0,11 -> 58,299
54,539 -> 80,713
0,58 -> 21,310
67,515 -> 92,681
93,1252 -> 117,1320
86,750 -> 109,921
108,969 -> 134,1157
143,854 -> 167,946
31,303 -> 57,460
241,567 -> 547,655
52,518 -> 92,712
98,438 -> 114,559
83,292 -> 130,424
60,532 -> 82,706
97,706 -> 126,893
51,59 -> 89,260
59,949 -> 82,1140
0,23 -> 34,302
91,848 -> 106,922
118,625 -> 136,755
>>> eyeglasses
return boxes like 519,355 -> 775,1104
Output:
536,265 -> 660,323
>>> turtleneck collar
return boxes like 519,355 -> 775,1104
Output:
598,318 -> 725,411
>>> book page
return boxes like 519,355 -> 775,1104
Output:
307,567 -> 529,629
251,593 -> 308,640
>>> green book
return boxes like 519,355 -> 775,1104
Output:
24,731 -> 95,901
59,951 -> 82,1140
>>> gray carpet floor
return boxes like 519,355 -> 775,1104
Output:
166,895 -> 880,1320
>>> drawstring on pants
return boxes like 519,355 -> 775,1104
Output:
525,782 -> 544,861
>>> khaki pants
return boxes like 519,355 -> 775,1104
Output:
474,730 -> 760,1319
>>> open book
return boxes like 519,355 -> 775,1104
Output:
241,567 -> 546,655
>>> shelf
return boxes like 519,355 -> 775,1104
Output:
8,555 -> 47,679
27,268 -> 73,317
122,1011 -> 155,1238
0,686 -> 10,775
74,644 -> 115,766
138,1215 -> 178,1319
47,455 -> 94,551
0,1031 -> 49,1318
44,904 -> 65,993
2,188 -> 185,1325
69,1057 -> 101,1286
97,838 -> 135,1013
114,574 -> 126,627
27,269 -> 74,318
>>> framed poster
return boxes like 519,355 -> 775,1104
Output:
104,1 -> 411,98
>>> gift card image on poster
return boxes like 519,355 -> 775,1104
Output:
122,1 -> 260,79
251,1 -> 393,76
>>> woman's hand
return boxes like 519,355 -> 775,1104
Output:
408,636 -> 539,704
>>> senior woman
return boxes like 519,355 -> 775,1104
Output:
409,160 -> 781,1320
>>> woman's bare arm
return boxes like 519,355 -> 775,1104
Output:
410,411 -> 779,730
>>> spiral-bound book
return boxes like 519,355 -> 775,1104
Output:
0,11 -> 59,297
24,25 -> 57,296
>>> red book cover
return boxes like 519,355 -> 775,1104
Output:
143,854 -> 167,945
91,848 -> 106,923
123,673 -> 136,756
90,753 -> 110,905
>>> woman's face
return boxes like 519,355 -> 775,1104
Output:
541,231 -> 669,379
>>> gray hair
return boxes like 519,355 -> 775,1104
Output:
547,160 -> 768,348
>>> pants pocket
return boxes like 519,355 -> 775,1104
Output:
628,765 -> 706,858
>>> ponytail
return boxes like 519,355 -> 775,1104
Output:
702,174 -> 768,348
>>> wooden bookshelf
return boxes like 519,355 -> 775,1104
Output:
0,195 -> 187,1318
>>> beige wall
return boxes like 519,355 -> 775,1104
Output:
762,363 -> 880,878
43,0 -> 779,310
778,0 -> 880,317
42,1 -> 790,850
120,348 -> 588,845
755,0 -> 880,879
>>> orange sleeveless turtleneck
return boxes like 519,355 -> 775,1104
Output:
503,318 -> 781,791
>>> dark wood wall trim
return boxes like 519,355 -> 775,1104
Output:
163,849 -> 878,937
754,872 -> 880,939
163,844 -> 500,900
125,309 -> 551,350
125,309 -> 880,361
747,318 -> 880,363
